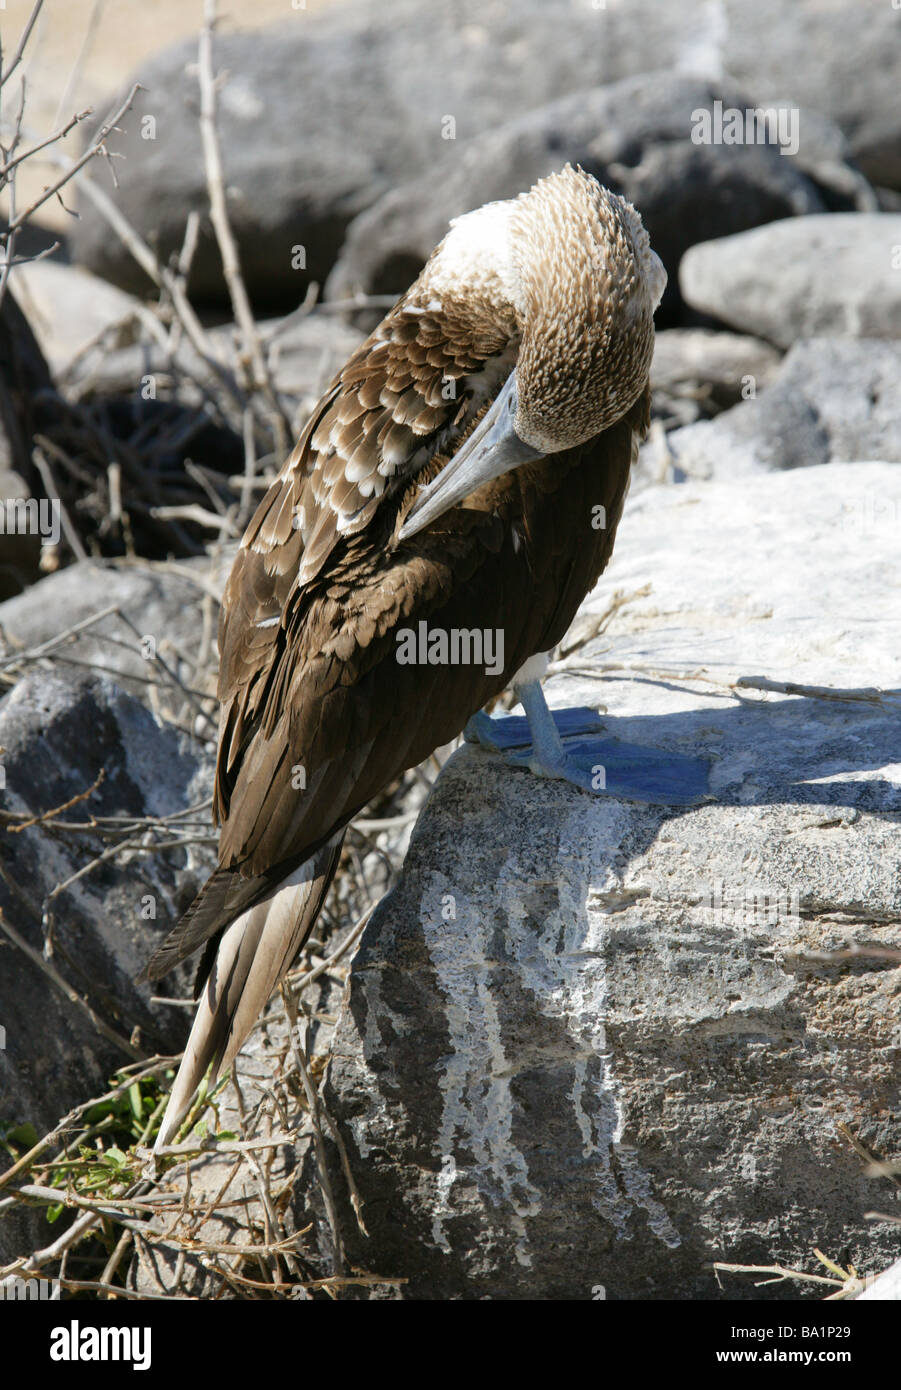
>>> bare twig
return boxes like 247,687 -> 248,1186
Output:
0,0 -> 45,91
52,0 -> 107,129
0,908 -> 143,1059
31,446 -> 90,561
5,84 -> 142,233
3,767 -> 105,833
734,675 -> 899,707
0,107 -> 93,180
281,986 -> 345,1275
197,0 -> 291,454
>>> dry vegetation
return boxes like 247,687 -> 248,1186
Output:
0,0 -> 896,1304
0,0 -> 423,1299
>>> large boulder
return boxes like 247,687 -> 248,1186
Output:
0,556 -> 229,713
710,1 -> 901,194
679,215 -> 901,347
304,462 -> 901,1299
325,74 -> 838,322
0,672 -> 215,1263
70,0 -> 896,305
662,338 -> 901,480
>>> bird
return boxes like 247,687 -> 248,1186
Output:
142,164 -> 704,1151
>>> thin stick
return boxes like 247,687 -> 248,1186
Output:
0,601 -> 122,670
31,447 -> 89,561
3,767 -> 104,833
0,908 -> 143,1060
51,0 -> 106,129
734,675 -> 897,706
712,1261 -> 843,1288
281,986 -> 345,1274
142,1134 -> 297,1159
151,503 -> 240,535
197,0 -> 290,452
6,85 -> 141,233
0,108 -> 93,180
0,0 -> 45,91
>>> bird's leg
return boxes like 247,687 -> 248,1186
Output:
464,654 -> 710,806
463,701 -> 604,751
465,651 -> 603,749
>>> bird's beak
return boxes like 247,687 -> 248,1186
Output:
398,371 -> 543,540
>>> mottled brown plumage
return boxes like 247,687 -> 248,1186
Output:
143,166 -> 664,1148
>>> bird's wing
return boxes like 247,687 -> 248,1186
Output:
147,268 -> 647,982
214,294 -> 512,831
215,386 -> 650,880
142,294 -> 514,984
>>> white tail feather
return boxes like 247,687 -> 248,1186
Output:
154,837 -> 341,1151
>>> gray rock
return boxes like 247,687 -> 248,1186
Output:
679,215 -> 901,347
75,312 -> 364,433
650,328 -> 782,430
326,74 -> 831,319
302,462 -> 901,1298
0,672 -> 215,1262
774,103 -> 878,214
664,338 -> 901,480
713,2 -> 901,193
77,0 -> 651,303
8,261 -> 147,378
71,0 -> 894,304
0,556 -> 230,716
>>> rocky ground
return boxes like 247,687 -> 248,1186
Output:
0,0 -> 899,1300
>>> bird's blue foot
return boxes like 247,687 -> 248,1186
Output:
464,684 -> 709,807
463,705 -> 604,750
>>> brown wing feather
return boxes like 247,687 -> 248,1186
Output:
213,292 -> 511,831
216,386 -> 649,879
149,256 -> 646,981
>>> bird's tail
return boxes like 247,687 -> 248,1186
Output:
153,834 -> 344,1152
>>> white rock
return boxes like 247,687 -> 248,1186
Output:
659,338 -> 901,480
10,260 -> 146,375
679,215 -> 901,348
311,462 -> 901,1298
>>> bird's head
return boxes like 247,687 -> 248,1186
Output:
509,164 -> 665,451
399,166 -> 665,539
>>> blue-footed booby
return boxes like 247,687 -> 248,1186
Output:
143,165 -> 705,1150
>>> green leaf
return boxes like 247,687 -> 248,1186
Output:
3,1122 -> 39,1148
